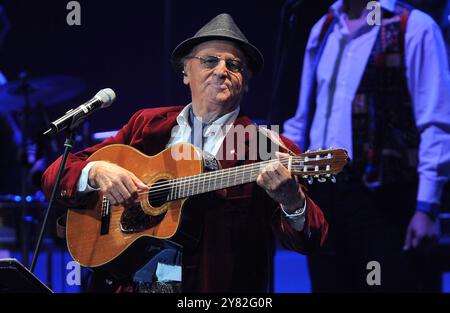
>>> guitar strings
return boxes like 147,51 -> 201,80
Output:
137,157 -> 297,197
138,165 -> 346,203
140,157 -> 292,190
135,155 -> 347,203
137,155 -> 347,200
137,154 -> 346,196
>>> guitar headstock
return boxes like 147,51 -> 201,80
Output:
291,148 -> 349,184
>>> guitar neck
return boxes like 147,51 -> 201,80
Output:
149,148 -> 347,202
166,159 -> 287,200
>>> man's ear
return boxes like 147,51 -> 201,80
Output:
182,70 -> 189,85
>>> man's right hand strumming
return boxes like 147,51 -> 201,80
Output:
88,161 -> 148,206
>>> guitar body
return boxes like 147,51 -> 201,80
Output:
66,143 -> 203,268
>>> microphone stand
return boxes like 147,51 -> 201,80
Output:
30,116 -> 79,273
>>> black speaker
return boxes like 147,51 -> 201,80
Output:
0,258 -> 52,293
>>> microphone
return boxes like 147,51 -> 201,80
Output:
43,88 -> 116,135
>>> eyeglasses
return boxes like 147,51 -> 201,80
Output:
185,55 -> 245,73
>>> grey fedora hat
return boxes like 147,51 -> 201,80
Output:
171,13 -> 264,73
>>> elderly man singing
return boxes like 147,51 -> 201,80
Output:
42,13 -> 328,293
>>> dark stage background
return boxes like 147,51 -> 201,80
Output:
0,0 -> 331,138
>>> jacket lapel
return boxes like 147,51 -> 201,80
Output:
141,107 -> 182,156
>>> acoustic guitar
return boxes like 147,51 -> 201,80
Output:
66,143 -> 348,268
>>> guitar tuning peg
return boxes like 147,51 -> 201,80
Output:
330,175 -> 337,183
317,176 -> 327,183
307,176 -> 314,185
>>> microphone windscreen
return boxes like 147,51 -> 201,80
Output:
96,88 -> 116,108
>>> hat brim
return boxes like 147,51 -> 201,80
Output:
171,35 -> 264,74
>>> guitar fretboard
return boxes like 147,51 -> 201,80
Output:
148,157 -> 303,203
144,149 -> 346,204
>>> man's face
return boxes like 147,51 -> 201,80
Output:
183,40 -> 250,111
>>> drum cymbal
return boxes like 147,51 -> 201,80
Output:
0,75 -> 86,112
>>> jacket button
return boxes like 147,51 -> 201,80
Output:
60,190 -> 67,198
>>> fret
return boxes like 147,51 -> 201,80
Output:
195,175 -> 200,195
187,176 -> 192,197
191,176 -> 196,195
188,176 -> 195,197
195,176 -> 200,195
188,176 -> 193,197
169,180 -> 174,201
191,176 -> 195,197
170,179 -> 174,200
202,173 -> 208,193
247,164 -> 253,183
174,178 -> 179,199
253,163 -> 260,182
180,177 -> 185,198
180,177 -> 184,197
249,163 -> 255,184
199,174 -> 204,194
202,172 -> 206,194
174,179 -> 179,200
174,178 -> 178,199
222,170 -> 227,190
193,175 -> 199,196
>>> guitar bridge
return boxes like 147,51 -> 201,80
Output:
100,197 -> 111,235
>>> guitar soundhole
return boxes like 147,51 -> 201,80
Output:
120,204 -> 165,233
148,179 -> 171,207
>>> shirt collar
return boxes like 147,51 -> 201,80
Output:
176,103 -> 240,128
330,0 -> 396,16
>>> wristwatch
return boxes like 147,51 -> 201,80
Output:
281,201 -> 306,220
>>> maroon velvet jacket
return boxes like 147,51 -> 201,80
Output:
41,106 -> 328,292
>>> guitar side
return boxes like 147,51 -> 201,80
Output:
66,143 -> 203,268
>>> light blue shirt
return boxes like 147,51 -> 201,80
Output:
283,0 -> 450,214
166,103 -> 240,155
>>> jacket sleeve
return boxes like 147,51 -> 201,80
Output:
41,109 -> 147,208
270,135 -> 329,254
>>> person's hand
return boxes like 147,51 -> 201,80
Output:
88,161 -> 148,207
403,211 -> 440,253
256,152 -> 305,212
